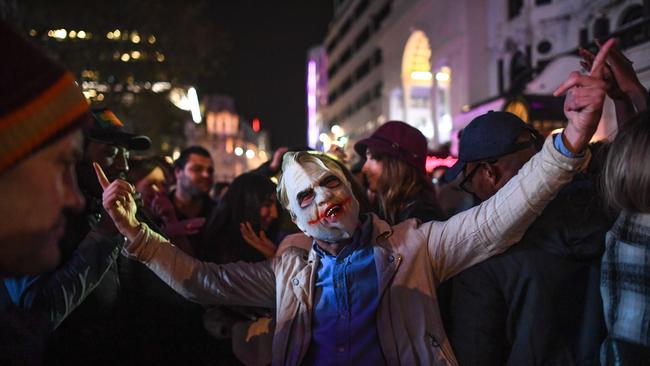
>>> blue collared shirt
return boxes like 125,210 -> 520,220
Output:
303,216 -> 386,365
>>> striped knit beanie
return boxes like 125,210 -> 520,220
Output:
0,20 -> 89,174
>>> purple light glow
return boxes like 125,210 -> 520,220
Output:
307,60 -> 318,148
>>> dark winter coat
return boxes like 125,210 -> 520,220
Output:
447,175 -> 614,366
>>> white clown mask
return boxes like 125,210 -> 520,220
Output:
282,156 -> 360,243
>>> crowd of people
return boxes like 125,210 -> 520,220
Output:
1,18 -> 649,366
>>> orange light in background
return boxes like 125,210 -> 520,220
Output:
252,118 -> 261,132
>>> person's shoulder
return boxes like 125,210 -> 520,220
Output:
272,244 -> 313,277
278,245 -> 310,258
382,216 -> 427,249
276,233 -> 312,257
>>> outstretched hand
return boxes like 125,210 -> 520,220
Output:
579,39 -> 647,116
93,162 -> 141,240
239,222 -> 277,259
553,38 -> 614,153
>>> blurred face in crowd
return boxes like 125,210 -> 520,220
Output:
259,195 -> 279,231
78,141 -> 131,198
0,130 -> 85,276
176,153 -> 214,199
362,150 -> 383,192
135,166 -> 167,208
461,136 -> 537,201
86,142 -> 130,180
283,158 -> 359,243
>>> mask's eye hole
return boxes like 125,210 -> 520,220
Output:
298,190 -> 315,208
322,175 -> 341,189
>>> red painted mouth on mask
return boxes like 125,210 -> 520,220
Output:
308,196 -> 352,225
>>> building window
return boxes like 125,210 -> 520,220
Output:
509,50 -> 531,93
355,26 -> 370,50
355,59 -> 371,80
374,2 -> 391,29
508,0 -> 524,19
579,28 -> 588,47
354,0 -> 369,18
373,48 -> 383,66
535,0 -> 551,5
618,5 -> 647,49
339,47 -> 352,65
619,4 -> 643,26
593,16 -> 610,40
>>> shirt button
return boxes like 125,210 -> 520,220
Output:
292,278 -> 299,286
338,347 -> 345,353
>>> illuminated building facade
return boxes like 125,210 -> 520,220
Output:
317,0 -> 649,159
321,0 -> 491,156
485,0 -> 650,144
185,95 -> 270,182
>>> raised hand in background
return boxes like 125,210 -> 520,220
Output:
579,38 -> 647,126
554,38 -> 613,152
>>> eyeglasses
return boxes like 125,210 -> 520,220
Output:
459,159 -> 497,195
458,135 -> 538,195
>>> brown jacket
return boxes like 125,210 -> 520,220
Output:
123,136 -> 590,365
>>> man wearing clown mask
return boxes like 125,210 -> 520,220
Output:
95,42 -> 611,366
280,153 -> 360,246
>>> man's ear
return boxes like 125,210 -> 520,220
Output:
482,164 -> 498,186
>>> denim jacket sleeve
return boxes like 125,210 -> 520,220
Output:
3,228 -> 124,331
122,225 -> 277,308
420,135 -> 591,282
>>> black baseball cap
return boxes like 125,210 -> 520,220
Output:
444,111 -> 539,182
86,107 -> 151,151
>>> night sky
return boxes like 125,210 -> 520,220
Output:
202,1 -> 333,149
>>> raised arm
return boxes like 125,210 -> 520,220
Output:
94,163 -> 277,308
421,41 -> 610,282
422,136 -> 590,281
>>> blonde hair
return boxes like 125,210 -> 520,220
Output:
603,112 -> 650,213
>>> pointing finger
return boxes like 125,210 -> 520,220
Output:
93,162 -> 110,191
590,38 -> 615,78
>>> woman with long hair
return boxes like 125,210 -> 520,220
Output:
355,121 -> 441,225
199,172 -> 279,365
600,111 -> 650,365
202,172 -> 279,263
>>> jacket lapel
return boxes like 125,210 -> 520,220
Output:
291,249 -> 320,310
370,214 -> 401,298
374,245 -> 401,298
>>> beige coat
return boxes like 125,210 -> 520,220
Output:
123,136 -> 590,365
